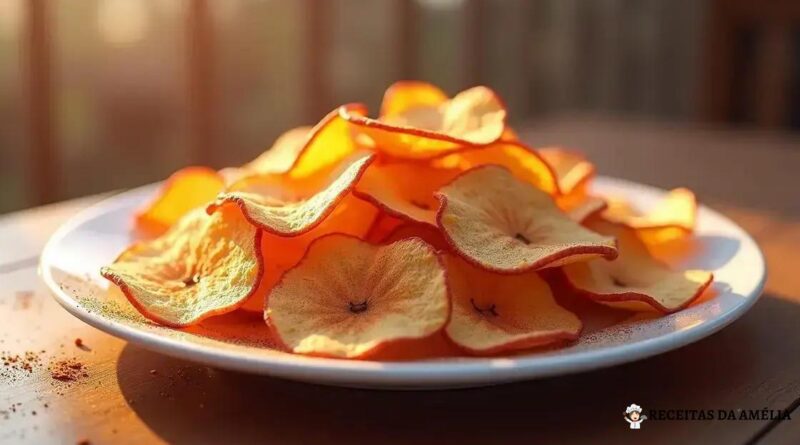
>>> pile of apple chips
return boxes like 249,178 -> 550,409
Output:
102,82 -> 713,358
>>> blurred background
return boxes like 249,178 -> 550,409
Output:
1,0 -> 799,214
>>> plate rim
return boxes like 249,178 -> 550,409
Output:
40,177 -> 767,387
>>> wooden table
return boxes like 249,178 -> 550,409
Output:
1,116 -> 799,445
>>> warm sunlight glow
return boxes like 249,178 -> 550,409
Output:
97,0 -> 150,46
0,0 -> 21,40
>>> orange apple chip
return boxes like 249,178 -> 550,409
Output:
381,221 -> 449,251
210,153 -> 374,236
239,194 -> 378,313
353,162 -> 459,226
266,235 -> 449,358
433,141 -> 558,195
341,85 -> 506,159
436,165 -> 617,273
245,126 -> 313,175
444,254 -> 581,354
602,187 -> 697,235
380,81 -> 448,117
539,148 -> 595,195
135,167 -> 224,236
561,220 -> 713,313
101,207 -> 263,327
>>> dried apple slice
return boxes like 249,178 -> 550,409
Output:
564,195 -> 607,223
341,85 -> 506,159
561,220 -> 713,313
245,126 -> 313,175
353,162 -> 459,226
436,165 -> 617,273
239,194 -> 378,313
381,221 -> 449,251
101,207 -> 263,327
539,148 -> 595,196
380,81 -> 448,117
602,188 -> 697,239
432,141 -> 558,195
135,167 -> 224,236
266,235 -> 449,358
444,254 -> 581,354
209,153 -> 373,236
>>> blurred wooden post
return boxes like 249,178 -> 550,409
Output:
463,0 -> 486,87
396,0 -> 418,80
186,0 -> 217,166
24,0 -> 57,205
304,0 -> 330,122
701,0 -> 800,127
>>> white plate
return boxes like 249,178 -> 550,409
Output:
41,177 -> 765,389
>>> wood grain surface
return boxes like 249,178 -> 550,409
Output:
1,118 -> 798,444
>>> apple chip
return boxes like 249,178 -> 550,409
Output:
353,162 -> 459,226
602,188 -> 697,240
340,85 -> 506,159
135,167 -> 224,236
444,254 -> 581,354
266,235 -> 449,358
432,141 -> 558,195
380,81 -> 448,117
381,222 -> 449,251
239,194 -> 378,313
436,165 -> 617,273
245,126 -> 313,175
210,153 -> 373,236
561,220 -> 713,313
539,148 -> 595,196
564,195 -> 607,223
286,105 -> 366,179
101,207 -> 263,327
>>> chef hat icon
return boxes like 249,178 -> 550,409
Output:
626,404 -> 642,414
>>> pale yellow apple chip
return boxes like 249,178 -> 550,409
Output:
266,235 -> 449,358
209,153 -> 373,236
436,165 -> 618,273
602,188 -> 697,235
245,126 -> 313,175
340,85 -> 507,159
444,254 -> 581,355
353,162 -> 459,226
239,194 -> 378,313
101,207 -> 263,327
561,220 -> 713,313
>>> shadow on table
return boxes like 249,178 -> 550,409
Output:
115,293 -> 799,445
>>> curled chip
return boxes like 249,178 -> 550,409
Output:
380,221 -> 449,252
561,220 -> 713,313
602,188 -> 697,243
135,167 -> 224,236
436,165 -> 617,273
266,235 -> 449,358
245,126 -> 313,175
380,81 -> 449,117
101,207 -> 263,327
539,148 -> 595,196
239,194 -> 377,313
209,153 -> 374,236
444,254 -> 581,355
340,85 -> 506,159
433,141 -> 558,195
564,195 -> 607,223
353,162 -> 459,226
